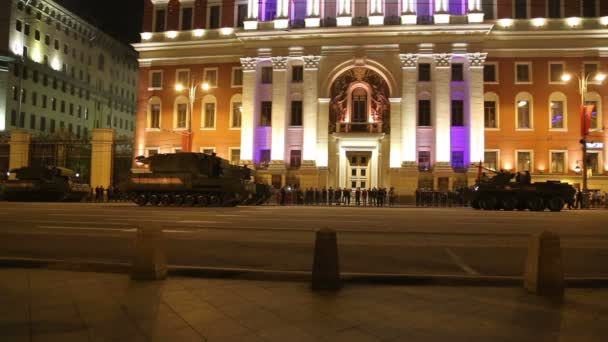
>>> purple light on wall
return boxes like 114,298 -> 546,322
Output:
261,0 -> 277,21
451,127 -> 470,167
448,0 -> 466,15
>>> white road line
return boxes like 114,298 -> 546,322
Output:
215,214 -> 240,217
444,248 -> 480,276
37,225 -> 132,232
177,220 -> 219,224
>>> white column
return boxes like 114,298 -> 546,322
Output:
244,0 -> 259,30
274,0 -> 290,29
305,0 -> 321,27
434,0 -> 450,24
270,57 -> 288,167
467,52 -> 487,165
316,98 -> 330,167
302,56 -> 321,166
389,98 -> 402,168
337,0 -> 352,26
400,54 -> 418,164
369,0 -> 384,25
467,0 -> 484,23
401,0 -> 417,24
239,57 -> 258,164
433,53 -> 452,165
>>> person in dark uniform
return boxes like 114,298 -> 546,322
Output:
355,187 -> 361,206
370,187 -> 377,206
515,172 -> 522,184
362,188 -> 368,206
335,187 -> 341,206
328,187 -> 334,206
524,171 -> 532,185
343,188 -> 350,205
388,187 -> 396,207
315,188 -> 321,205
280,187 -> 286,206
322,187 -> 328,205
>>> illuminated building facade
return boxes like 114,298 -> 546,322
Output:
0,0 -> 138,139
135,0 -> 608,198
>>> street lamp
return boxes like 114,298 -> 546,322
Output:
174,81 -> 210,152
561,70 -> 606,201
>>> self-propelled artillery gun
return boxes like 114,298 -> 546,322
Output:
2,166 -> 90,202
125,152 -> 271,207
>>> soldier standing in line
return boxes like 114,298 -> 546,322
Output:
280,186 -> 286,206
328,187 -> 334,206
370,187 -> 377,206
315,188 -> 320,205
362,188 -> 368,206
343,187 -> 350,206
355,187 -> 361,206
335,187 -> 342,206
322,187 -> 328,205
389,187 -> 396,207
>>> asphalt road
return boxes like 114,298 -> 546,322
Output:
0,202 -> 607,277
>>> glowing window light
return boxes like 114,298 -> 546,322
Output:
566,17 -> 581,27
50,56 -> 61,71
219,27 -> 234,36
497,18 -> 513,28
192,29 -> 205,37
531,18 -> 546,27
165,31 -> 178,39
600,16 -> 608,26
141,32 -> 153,40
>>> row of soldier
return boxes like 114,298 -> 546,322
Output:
278,186 -> 397,206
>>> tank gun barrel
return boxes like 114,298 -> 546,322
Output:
470,163 -> 498,174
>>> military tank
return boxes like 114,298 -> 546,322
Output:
470,168 -> 576,212
2,166 -> 90,202
125,152 -> 271,207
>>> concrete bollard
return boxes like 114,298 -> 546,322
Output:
311,228 -> 341,291
524,231 -> 564,296
132,225 -> 167,280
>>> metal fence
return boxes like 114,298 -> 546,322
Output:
415,190 -> 469,207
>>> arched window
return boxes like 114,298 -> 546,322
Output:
201,95 -> 217,129
230,94 -> 243,129
548,92 -> 567,130
147,97 -> 161,129
174,96 -> 189,129
515,92 -> 533,130
586,91 -> 602,130
484,92 -> 499,129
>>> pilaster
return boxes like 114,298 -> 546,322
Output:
337,0 -> 352,26
8,130 -> 31,179
303,56 -> 321,167
433,53 -> 452,165
467,0 -> 485,23
244,0 -> 259,30
389,98 -> 402,168
305,0 -> 321,27
434,0 -> 450,24
240,57 -> 259,163
316,98 -> 330,167
401,0 -> 417,24
274,0 -> 289,29
467,52 -> 487,167
270,56 -> 288,168
400,54 -> 418,164
369,0 -> 384,25
90,128 -> 115,189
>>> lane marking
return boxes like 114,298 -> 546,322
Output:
444,248 -> 480,276
37,225 -> 132,232
177,220 -> 219,224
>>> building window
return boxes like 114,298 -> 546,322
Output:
24,23 -> 30,36
203,102 -> 216,128
155,9 -> 166,32
150,71 -> 162,89
418,151 -> 431,171
419,63 -> 431,82
290,101 -> 303,126
484,151 -> 498,171
550,151 -> 566,173
260,101 -> 272,126
16,20 -> 22,32
176,69 -> 189,86
209,5 -> 221,29
232,68 -> 243,87
29,114 -> 36,130
231,100 -> 242,128
290,150 -> 302,168
230,148 -> 241,165
40,117 -> 46,132
484,63 -> 497,83
181,7 -> 193,30
260,149 -> 271,168
516,151 -> 533,172
481,0 -> 495,19
451,151 -> 465,170
514,0 -> 528,19
584,63 -> 599,81
582,0 -> 597,17
515,63 -> 532,83
549,63 -> 565,83
451,100 -> 464,127
548,0 -> 562,18
451,64 -> 464,82
586,152 -> 600,175
204,68 -> 218,87
516,97 -> 532,129
237,4 -> 247,27
176,103 -> 188,129
50,119 -> 56,133
34,30 -> 40,41
19,112 -> 25,128
149,103 -> 160,129
10,110 -> 17,126
550,100 -> 565,129
484,101 -> 497,128
292,66 -> 304,83
418,100 -> 431,126
261,67 -> 273,84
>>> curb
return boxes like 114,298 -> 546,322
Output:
2,257 -> 608,288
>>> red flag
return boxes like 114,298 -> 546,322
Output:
181,132 -> 193,152
580,104 -> 595,137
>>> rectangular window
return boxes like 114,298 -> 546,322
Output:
549,63 -> 564,83
176,70 -> 189,86
19,112 -> 25,128
232,102 -> 242,128
514,0 -> 528,19
451,100 -> 464,127
181,7 -> 193,30
155,9 -> 166,32
418,151 -> 431,171
24,23 -> 30,36
16,20 -> 22,32
10,110 -> 17,126
584,63 -> 598,81
451,151 -> 465,170
550,101 -> 564,129
290,101 -> 303,126
587,152 -> 600,175
204,68 -> 218,87
290,150 -> 302,168
150,71 -> 162,89
292,66 -> 304,83
50,119 -> 56,133
230,148 -> 241,165
34,30 -> 40,41
582,0 -> 597,17
517,151 -> 532,172
481,0 -> 495,19
232,68 -> 243,87
517,100 -> 531,129
237,4 -> 247,27
176,103 -> 187,129
548,0 -> 561,18
451,64 -> 464,82
419,63 -> 431,82
260,102 -> 272,126
260,149 -> 271,168
418,100 -> 431,126
550,151 -> 565,173
40,117 -> 46,132
31,92 -> 37,106
261,67 -> 273,84
484,64 -> 497,83
484,151 -> 498,171
516,63 -> 531,83
203,103 -> 215,128
209,6 -> 221,29
29,114 -> 36,129
42,95 -> 47,108
484,101 -> 497,128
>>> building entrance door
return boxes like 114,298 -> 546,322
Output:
347,152 -> 371,189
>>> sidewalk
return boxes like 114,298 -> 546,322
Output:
2,268 -> 608,341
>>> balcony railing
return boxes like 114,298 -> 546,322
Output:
335,122 -> 383,134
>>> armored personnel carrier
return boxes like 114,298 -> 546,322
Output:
3,166 -> 90,202
470,169 -> 576,212
125,152 -> 271,207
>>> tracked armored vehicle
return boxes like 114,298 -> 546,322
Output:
470,170 -> 576,212
2,166 -> 90,202
125,152 -> 271,207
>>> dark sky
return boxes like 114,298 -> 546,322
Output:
55,0 -> 144,44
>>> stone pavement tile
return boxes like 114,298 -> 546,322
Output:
191,287 -> 253,309
0,321 -> 30,342
148,325 -> 204,342
190,317 -> 253,340
205,332 -> 266,342
175,305 -> 229,327
323,327 -> 384,342
254,323 -> 319,342
32,329 -> 90,342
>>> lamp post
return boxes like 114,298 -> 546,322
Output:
561,71 -> 606,202
175,80 -> 209,152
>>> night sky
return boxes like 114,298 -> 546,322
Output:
55,0 -> 144,45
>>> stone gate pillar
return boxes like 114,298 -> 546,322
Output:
8,130 -> 31,179
90,128 -> 115,189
